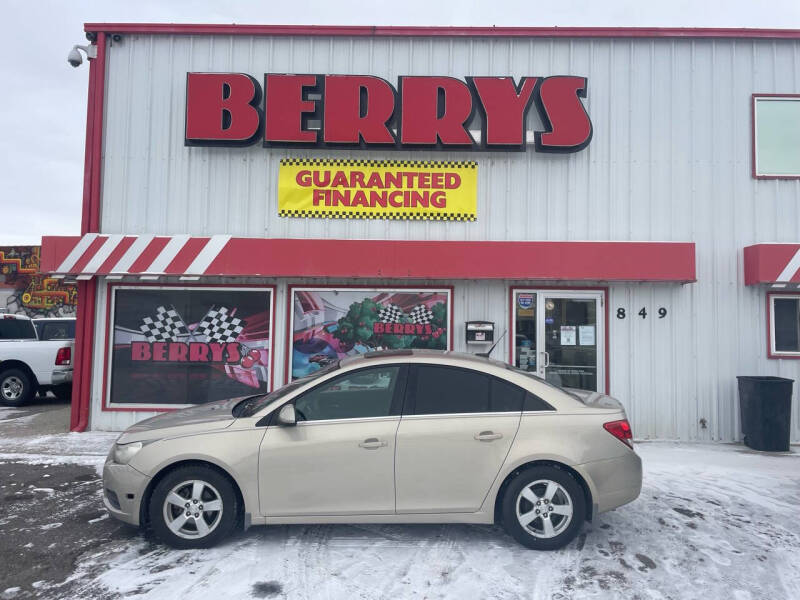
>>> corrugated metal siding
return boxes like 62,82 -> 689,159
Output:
91,35 -> 800,440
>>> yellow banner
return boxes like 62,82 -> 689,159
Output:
278,158 -> 477,221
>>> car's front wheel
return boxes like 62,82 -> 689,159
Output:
501,466 -> 586,550
149,465 -> 239,549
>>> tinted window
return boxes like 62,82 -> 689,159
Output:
523,392 -> 556,412
411,365 -> 490,415
774,298 -> 800,352
490,377 -> 526,412
36,321 -> 75,340
0,318 -> 37,340
294,366 -> 401,421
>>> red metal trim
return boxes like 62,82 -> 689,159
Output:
284,283 -> 455,384
752,94 -> 800,180
71,34 -> 106,432
101,282 -> 277,412
508,286 -> 611,394
766,291 -> 800,360
84,24 -> 800,39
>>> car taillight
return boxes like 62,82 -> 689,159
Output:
604,419 -> 633,448
55,347 -> 71,366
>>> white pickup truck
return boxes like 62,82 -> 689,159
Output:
0,314 -> 74,407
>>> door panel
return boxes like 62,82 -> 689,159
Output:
259,418 -> 398,516
395,414 -> 519,513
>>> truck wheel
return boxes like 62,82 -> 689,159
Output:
0,369 -> 35,407
53,384 -> 72,402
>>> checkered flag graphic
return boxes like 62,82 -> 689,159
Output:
408,305 -> 434,325
378,304 -> 404,323
196,307 -> 246,344
139,306 -> 189,343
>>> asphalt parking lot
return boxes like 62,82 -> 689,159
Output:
1,399 -> 799,600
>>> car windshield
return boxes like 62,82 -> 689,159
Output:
232,361 -> 341,418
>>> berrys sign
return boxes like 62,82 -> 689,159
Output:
185,74 -> 592,153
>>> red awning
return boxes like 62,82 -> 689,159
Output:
40,235 -> 696,282
744,243 -> 800,286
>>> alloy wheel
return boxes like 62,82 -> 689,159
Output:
1,376 -> 24,401
515,479 -> 574,539
162,479 -> 224,540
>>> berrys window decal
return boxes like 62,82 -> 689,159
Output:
108,287 -> 273,407
289,287 -> 451,380
185,73 -> 592,153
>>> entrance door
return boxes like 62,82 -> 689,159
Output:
512,290 -> 605,392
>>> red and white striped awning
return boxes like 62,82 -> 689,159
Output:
42,234 -> 233,280
744,243 -> 800,287
40,234 -> 696,282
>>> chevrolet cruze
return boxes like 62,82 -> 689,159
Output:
103,350 -> 642,550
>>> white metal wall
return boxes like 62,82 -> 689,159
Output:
91,34 -> 800,440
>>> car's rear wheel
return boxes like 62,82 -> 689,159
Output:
149,466 -> 238,549
0,369 -> 34,407
501,466 -> 585,550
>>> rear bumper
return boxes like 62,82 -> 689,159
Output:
50,370 -> 72,385
579,449 -> 642,514
102,460 -> 150,526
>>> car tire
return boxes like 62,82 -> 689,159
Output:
149,465 -> 239,549
0,369 -> 35,407
501,466 -> 586,550
53,384 -> 72,402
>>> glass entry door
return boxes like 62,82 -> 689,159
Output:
512,290 -> 604,392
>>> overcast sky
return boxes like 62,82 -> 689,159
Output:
2,0 -> 800,246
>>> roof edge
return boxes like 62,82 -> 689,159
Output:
82,24 -> 800,39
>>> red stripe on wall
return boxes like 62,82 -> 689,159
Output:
164,237 -> 212,273
204,239 -> 696,281
127,237 -> 171,273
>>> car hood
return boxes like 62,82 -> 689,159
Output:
117,397 -> 244,443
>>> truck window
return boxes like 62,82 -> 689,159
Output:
0,318 -> 37,340
35,320 -> 76,340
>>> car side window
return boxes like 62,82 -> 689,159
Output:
523,392 -> 556,412
0,319 -> 37,340
490,377 -> 526,412
410,365 -> 491,415
293,366 -> 401,422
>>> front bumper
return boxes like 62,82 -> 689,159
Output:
579,449 -> 643,514
102,460 -> 150,526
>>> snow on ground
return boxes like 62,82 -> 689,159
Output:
2,434 -> 796,600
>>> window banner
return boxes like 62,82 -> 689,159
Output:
290,287 -> 451,380
108,287 -> 272,406
278,158 -> 477,221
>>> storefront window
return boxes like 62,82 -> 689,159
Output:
769,294 -> 800,356
753,96 -> 800,177
289,287 -> 451,380
107,286 -> 273,407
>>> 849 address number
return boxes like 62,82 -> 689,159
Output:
616,307 -> 667,319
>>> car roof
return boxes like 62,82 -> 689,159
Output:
31,317 -> 76,321
340,349 -> 508,370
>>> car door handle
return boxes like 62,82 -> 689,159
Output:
358,438 -> 388,449
474,431 -> 503,441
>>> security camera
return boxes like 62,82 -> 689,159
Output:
67,44 -> 96,68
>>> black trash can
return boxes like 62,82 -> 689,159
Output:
736,376 -> 794,452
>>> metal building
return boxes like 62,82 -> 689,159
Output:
41,24 -> 800,440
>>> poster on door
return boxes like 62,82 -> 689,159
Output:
560,325 -> 577,346
290,287 -> 452,380
108,287 -> 273,406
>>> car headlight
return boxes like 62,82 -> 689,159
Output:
113,441 -> 143,464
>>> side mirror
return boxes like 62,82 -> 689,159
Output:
276,404 -> 297,426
